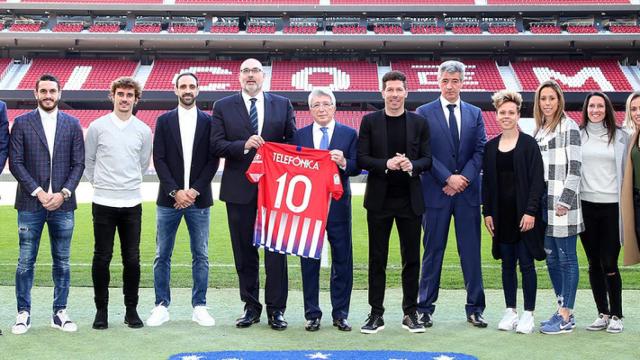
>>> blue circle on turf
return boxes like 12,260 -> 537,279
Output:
169,350 -> 477,360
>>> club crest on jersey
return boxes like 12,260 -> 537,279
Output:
273,152 -> 320,170
333,173 -> 341,185
253,153 -> 263,163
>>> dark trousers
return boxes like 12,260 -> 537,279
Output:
300,220 -> 353,320
500,241 -> 537,311
367,199 -> 421,316
91,203 -> 142,309
580,200 -> 622,318
226,201 -> 288,315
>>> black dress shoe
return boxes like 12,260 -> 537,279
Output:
268,311 -> 288,331
124,307 -> 144,329
467,312 -> 488,328
305,318 -> 321,331
236,308 -> 261,328
332,318 -> 352,331
419,312 -> 433,328
93,308 -> 108,330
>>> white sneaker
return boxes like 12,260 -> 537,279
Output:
51,309 -> 78,332
146,305 -> 170,327
586,313 -> 609,331
192,306 -> 216,327
516,311 -> 535,334
498,308 -> 518,331
11,311 -> 31,335
606,316 -> 623,333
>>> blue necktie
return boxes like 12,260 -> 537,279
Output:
447,104 -> 460,154
319,127 -> 329,150
249,98 -> 258,135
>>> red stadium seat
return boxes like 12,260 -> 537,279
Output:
488,0 -> 628,3
53,23 -> 84,32
144,59 -> 242,91
333,0 -> 474,4
332,25 -> 367,34
410,25 -> 445,34
283,25 -> 318,34
567,25 -> 598,34
169,24 -> 198,33
452,26 -> 482,34
9,23 -> 42,32
529,24 -> 561,34
270,60 -> 379,91
609,25 -> 640,33
89,24 -> 121,32
17,59 -> 138,90
132,24 -> 161,33
176,0 -> 317,3
391,60 -> 506,92
512,60 -> 633,92
488,25 -> 518,34
210,25 -> 240,33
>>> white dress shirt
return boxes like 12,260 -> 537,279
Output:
38,107 -> 58,195
241,91 -> 265,135
312,119 -> 335,149
440,95 -> 462,140
178,106 -> 198,190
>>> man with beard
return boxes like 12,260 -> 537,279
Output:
211,58 -> 296,330
357,71 -> 431,334
147,72 -> 219,327
9,74 -> 84,334
84,77 -> 152,330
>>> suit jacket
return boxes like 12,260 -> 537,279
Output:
0,101 -> 8,169
357,109 -> 431,216
154,107 -> 219,208
9,109 -> 85,211
211,92 -> 296,204
417,99 -> 486,209
293,121 -> 361,222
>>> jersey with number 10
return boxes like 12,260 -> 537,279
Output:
246,142 -> 343,259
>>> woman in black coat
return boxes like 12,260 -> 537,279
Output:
482,90 -> 545,334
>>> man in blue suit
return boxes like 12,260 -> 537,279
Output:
147,72 -> 219,327
416,60 -> 488,328
9,74 -> 85,334
293,87 -> 360,332
211,58 -> 296,330
0,98 -> 7,336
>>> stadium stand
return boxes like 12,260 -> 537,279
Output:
511,60 -> 633,92
529,24 -> 562,34
144,59 -> 242,91
333,0 -> 474,3
452,25 -> 482,34
332,25 -> 366,34
9,23 -> 42,32
52,22 -> 84,32
391,60 -> 506,92
488,0 -> 628,3
210,24 -> 240,33
270,61 -> 380,91
283,25 -> 318,34
17,59 -> 139,90
373,24 -> 403,34
609,25 -> 640,33
410,24 -> 445,34
169,23 -> 198,33
488,25 -> 518,34
89,23 -> 121,32
132,23 -> 162,33
22,0 -> 162,3
567,24 -> 598,33
175,0 -> 318,3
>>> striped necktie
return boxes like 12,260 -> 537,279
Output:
249,97 -> 258,134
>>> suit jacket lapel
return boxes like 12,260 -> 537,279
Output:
263,92 -> 272,137
169,109 -> 184,158
233,93 -> 254,135
29,110 -> 49,152
376,111 -> 388,157
405,112 -> 414,157
329,122 -> 341,150
459,101 -> 472,153
192,109 -> 208,156
52,112 -> 67,159
433,100 -> 455,152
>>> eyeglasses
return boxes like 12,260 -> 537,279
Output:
240,68 -> 263,75
310,103 -> 334,110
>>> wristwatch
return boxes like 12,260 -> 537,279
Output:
169,190 -> 177,198
61,189 -> 71,202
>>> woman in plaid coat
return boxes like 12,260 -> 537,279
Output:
532,80 -> 584,335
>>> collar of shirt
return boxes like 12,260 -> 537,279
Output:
312,119 -> 336,149
439,95 -> 461,114
241,91 -> 264,106
38,107 -> 58,122
110,112 -> 134,129
178,105 -> 198,121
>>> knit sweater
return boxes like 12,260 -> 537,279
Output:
581,121 -> 618,203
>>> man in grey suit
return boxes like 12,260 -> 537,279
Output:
9,74 -> 85,334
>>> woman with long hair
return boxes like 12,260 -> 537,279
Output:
579,92 -> 628,333
533,80 -> 584,335
621,92 -> 640,267
482,90 -> 545,334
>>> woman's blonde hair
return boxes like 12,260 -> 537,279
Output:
533,80 -> 566,134
491,90 -> 522,112
623,91 -> 640,132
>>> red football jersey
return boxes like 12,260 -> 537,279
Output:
246,142 -> 343,259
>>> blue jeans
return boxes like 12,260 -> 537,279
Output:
15,209 -> 74,313
153,205 -> 210,307
544,234 -> 579,309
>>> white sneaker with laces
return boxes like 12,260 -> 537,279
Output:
11,311 -> 31,335
606,316 -> 623,333
51,309 -> 78,332
498,308 -> 518,331
516,311 -> 535,334
192,306 -> 216,327
146,305 -> 170,327
586,313 -> 609,331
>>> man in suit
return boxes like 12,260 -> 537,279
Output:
211,58 -> 296,330
293,87 -> 360,332
0,98 -> 7,337
9,74 -> 84,334
357,71 -> 431,334
84,77 -> 152,330
416,60 -> 488,328
147,72 -> 219,327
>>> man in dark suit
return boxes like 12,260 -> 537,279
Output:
293,87 -> 360,332
211,58 -> 296,330
147,72 -> 219,328
357,71 -> 431,334
0,98 -> 7,336
9,74 -> 85,334
416,60 -> 488,328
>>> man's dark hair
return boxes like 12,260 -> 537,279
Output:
175,72 -> 199,88
35,74 -> 60,91
381,71 -> 407,90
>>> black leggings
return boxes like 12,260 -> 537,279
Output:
580,200 -> 622,318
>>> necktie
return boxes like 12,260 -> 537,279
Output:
447,104 -> 460,154
319,127 -> 329,150
249,98 -> 258,135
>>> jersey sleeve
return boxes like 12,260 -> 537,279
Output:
245,147 -> 265,183
328,163 -> 343,201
